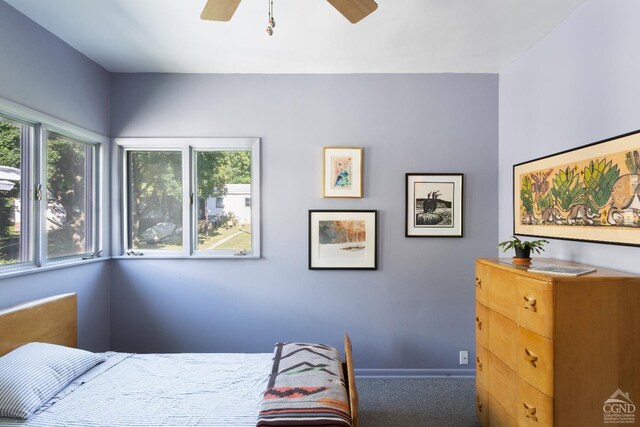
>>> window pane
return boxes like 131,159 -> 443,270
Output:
128,151 -> 183,251
0,119 -> 31,266
47,132 -> 92,259
195,150 -> 252,253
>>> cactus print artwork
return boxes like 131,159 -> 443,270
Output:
514,130 -> 640,246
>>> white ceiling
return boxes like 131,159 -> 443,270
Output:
4,0 -> 587,73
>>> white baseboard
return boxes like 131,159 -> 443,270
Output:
355,368 -> 476,378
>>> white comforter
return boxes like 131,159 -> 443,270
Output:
0,352 -> 273,427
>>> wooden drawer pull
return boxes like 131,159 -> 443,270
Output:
524,348 -> 538,367
475,277 -> 482,288
475,316 -> 483,330
523,402 -> 538,421
476,356 -> 483,370
524,295 -> 537,312
476,395 -> 483,412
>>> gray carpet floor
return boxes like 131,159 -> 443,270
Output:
356,377 -> 481,427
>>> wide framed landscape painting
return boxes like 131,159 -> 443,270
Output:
514,129 -> 640,246
405,173 -> 463,237
308,210 -> 377,270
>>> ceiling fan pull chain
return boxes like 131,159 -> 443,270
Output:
266,0 -> 275,36
270,0 -> 276,28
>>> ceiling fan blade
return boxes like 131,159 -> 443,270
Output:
326,0 -> 378,24
200,0 -> 242,21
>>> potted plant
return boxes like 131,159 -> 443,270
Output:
498,235 -> 549,264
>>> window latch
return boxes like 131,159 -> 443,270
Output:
35,184 -> 42,201
82,250 -> 103,260
126,250 -> 144,256
190,193 -> 194,205
234,249 -> 249,256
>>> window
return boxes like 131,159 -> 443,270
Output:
0,118 -> 33,268
117,138 -> 260,258
46,132 -> 96,259
127,151 -> 183,252
195,149 -> 252,254
0,107 -> 102,275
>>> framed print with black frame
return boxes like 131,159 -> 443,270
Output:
308,210 -> 377,270
405,173 -> 463,237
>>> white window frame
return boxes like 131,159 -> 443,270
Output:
42,128 -> 100,263
0,115 -> 35,271
113,138 -> 260,259
0,97 -> 106,278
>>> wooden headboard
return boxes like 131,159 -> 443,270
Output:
0,293 -> 77,356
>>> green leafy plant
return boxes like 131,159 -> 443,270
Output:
520,175 -> 534,214
498,235 -> 549,256
550,167 -> 585,210
583,158 -> 620,211
536,191 -> 554,211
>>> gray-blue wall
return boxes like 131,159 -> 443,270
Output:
110,73 -> 499,371
499,0 -> 640,274
0,1 -> 110,136
0,0 -> 111,351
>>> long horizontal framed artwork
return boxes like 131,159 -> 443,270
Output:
513,129 -> 640,246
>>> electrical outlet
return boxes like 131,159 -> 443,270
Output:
459,351 -> 469,365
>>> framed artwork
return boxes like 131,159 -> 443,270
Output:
308,210 -> 377,270
514,129 -> 640,246
322,147 -> 363,198
405,173 -> 464,237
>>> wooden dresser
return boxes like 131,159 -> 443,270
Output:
475,258 -> 640,427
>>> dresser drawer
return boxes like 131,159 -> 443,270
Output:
476,301 -> 489,348
489,394 -> 518,427
517,327 -> 554,397
487,266 -> 518,321
476,344 -> 490,389
476,262 -> 489,306
516,276 -> 554,339
488,309 -> 518,369
489,353 -> 518,419
476,378 -> 489,426
517,378 -> 554,427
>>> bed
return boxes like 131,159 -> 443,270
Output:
0,294 -> 358,427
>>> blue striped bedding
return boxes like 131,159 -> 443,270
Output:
0,352 -> 273,427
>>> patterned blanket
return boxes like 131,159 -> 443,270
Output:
256,343 -> 352,427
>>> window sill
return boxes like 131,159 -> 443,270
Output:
111,254 -> 260,260
0,256 -> 110,280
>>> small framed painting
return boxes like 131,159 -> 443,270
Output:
405,173 -> 464,237
322,147 -> 363,198
309,210 -> 377,270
